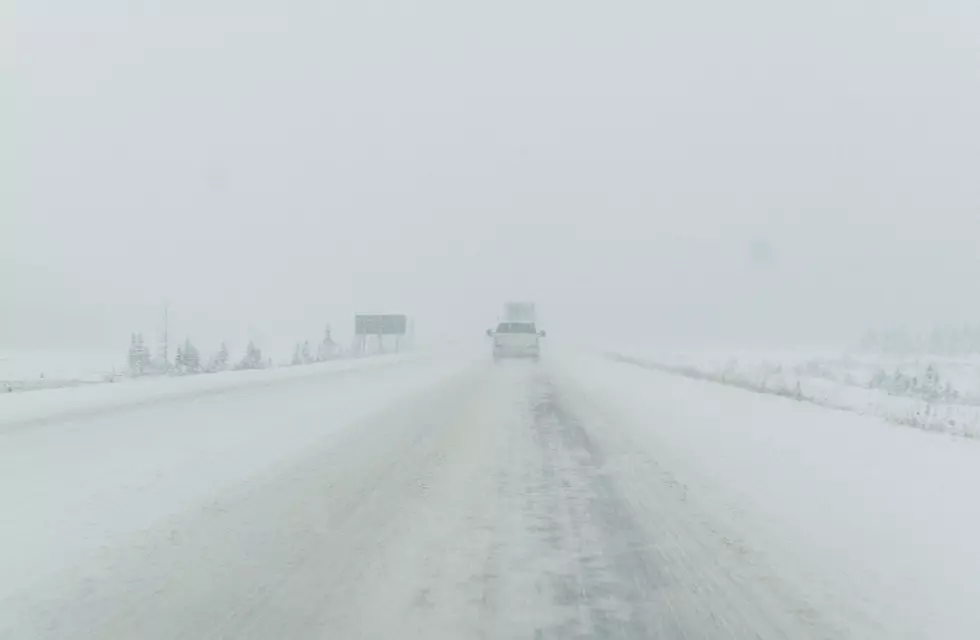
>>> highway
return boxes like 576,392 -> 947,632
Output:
2,351 -> 977,639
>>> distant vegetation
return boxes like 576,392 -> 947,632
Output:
126,324 -> 339,378
859,325 -> 980,356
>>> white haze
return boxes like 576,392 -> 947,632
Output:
7,0 -> 980,354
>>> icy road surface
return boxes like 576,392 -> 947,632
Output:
2,352 -> 979,639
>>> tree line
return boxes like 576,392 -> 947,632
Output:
127,334 -> 266,376
126,324 -> 339,377
291,325 -> 338,365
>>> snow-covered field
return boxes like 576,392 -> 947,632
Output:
608,346 -> 980,438
0,348 -> 122,391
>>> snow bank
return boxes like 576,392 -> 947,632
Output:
0,354 -> 436,430
608,346 -> 980,438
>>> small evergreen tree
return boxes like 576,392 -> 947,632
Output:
128,333 -> 140,373
207,342 -> 230,372
182,338 -> 201,373
139,334 -> 152,372
128,333 -> 152,375
237,341 -> 264,370
318,324 -> 337,361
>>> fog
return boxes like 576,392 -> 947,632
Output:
8,0 -> 980,354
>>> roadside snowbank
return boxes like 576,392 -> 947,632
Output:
0,354 -> 423,430
609,347 -> 980,438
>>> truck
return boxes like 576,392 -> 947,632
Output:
503,301 -> 536,323
487,301 -> 544,362
487,320 -> 545,361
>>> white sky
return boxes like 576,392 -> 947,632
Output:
7,0 -> 980,353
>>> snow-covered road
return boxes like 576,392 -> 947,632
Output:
2,351 -> 979,638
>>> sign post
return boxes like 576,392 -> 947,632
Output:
354,314 -> 408,355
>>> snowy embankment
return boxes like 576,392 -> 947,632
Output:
562,353 -> 980,639
0,353 -> 422,430
608,347 -> 980,438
